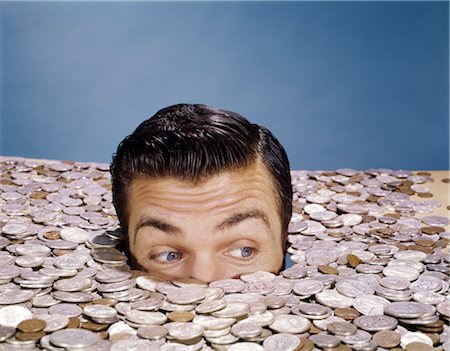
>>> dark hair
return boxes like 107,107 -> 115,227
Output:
110,104 -> 292,245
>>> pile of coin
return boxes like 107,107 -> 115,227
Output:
0,157 -> 448,350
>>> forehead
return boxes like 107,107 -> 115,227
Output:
127,160 -> 279,216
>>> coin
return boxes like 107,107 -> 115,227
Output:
0,305 -> 33,327
263,333 -> 301,351
49,328 -> 99,348
353,315 -> 398,332
269,315 -> 311,334
17,318 -> 46,333
372,330 -> 401,348
0,158 -> 448,350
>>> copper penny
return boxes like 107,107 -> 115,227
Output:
17,319 -> 46,333
372,330 -> 401,348
334,308 -> 360,320
407,245 -> 433,254
299,338 -> 314,351
67,317 -> 81,329
97,330 -> 109,339
362,215 -> 376,222
308,325 -> 322,334
422,333 -> 440,345
366,195 -> 381,203
81,321 -> 108,332
43,230 -> 61,240
167,311 -> 194,322
405,342 -> 434,351
421,226 -> 445,235
15,331 -> 46,341
346,254 -> 361,268
30,191 -> 49,199
384,212 -> 401,219
318,265 -> 338,275
413,239 -> 436,248
418,193 -> 433,198
53,249 -> 73,256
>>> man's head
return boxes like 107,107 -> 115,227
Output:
110,104 -> 292,282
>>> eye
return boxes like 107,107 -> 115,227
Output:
225,247 -> 256,260
150,251 -> 182,264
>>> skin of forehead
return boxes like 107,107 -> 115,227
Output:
127,159 -> 283,243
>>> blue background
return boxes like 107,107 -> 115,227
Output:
1,1 -> 449,170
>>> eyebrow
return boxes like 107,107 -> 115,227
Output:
134,209 -> 271,238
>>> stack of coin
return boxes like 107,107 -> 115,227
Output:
0,157 -> 449,350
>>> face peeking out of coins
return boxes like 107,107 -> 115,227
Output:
110,104 -> 293,282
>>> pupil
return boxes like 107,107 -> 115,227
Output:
241,247 -> 252,257
167,252 -> 178,261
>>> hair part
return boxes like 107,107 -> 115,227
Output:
110,104 -> 292,246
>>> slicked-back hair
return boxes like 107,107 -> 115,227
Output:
110,104 -> 292,246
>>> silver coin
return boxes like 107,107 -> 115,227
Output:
166,286 -> 206,304
48,303 -> 83,317
327,321 -> 357,336
165,321 -> 204,340
110,339 -> 160,351
353,315 -> 398,331
293,279 -> 324,296
39,313 -> 70,332
83,304 -> 117,319
309,333 -> 341,348
137,325 -> 168,340
0,326 -> 16,342
384,301 -> 428,318
262,333 -> 301,351
49,328 -> 99,348
269,314 -> 310,334
227,342 -> 265,351
0,289 -> 36,304
0,305 -> 32,327
230,321 -> 262,338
